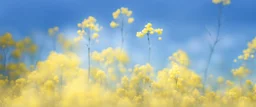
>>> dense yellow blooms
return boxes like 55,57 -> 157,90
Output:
110,21 -> 119,28
169,50 -> 190,67
10,37 -> 38,59
92,33 -> 99,40
76,16 -> 101,43
136,23 -> 163,40
0,32 -> 15,48
212,0 -> 231,5
91,47 -> 129,65
0,47 -> 255,107
235,37 -> 256,61
128,18 -> 134,24
217,76 -> 224,84
110,7 -> 134,29
48,26 -> 59,36
232,66 -> 250,78
11,49 -> 22,59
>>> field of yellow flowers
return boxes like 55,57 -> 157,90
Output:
1,0 -> 256,107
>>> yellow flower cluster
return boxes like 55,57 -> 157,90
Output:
0,32 -> 15,48
11,37 -> 38,59
0,48 -> 256,107
212,0 -> 231,5
136,23 -> 163,40
57,34 -> 81,52
233,37 -> 256,64
76,16 -> 101,43
48,26 -> 59,36
217,76 -> 224,84
91,47 -> 129,65
77,16 -> 100,31
169,50 -> 190,67
232,66 -> 250,78
110,7 -> 134,28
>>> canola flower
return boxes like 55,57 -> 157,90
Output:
0,33 -> 37,80
233,37 -> 256,61
76,16 -> 102,81
3,1 -> 256,107
212,0 -> 231,5
110,7 -> 134,49
0,33 -> 15,73
136,23 -> 163,63
1,32 -> 256,107
1,47 -> 256,107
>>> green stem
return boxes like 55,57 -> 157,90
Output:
203,4 -> 223,92
88,30 -> 91,83
121,17 -> 124,50
147,34 -> 151,63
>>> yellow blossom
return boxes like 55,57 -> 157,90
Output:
110,21 -> 119,28
128,17 -> 134,24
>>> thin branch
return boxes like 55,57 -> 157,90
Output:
205,26 -> 213,40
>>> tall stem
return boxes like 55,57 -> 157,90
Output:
203,5 -> 223,91
88,30 -> 91,83
53,36 -> 56,51
121,17 -> 124,50
203,47 -> 214,89
3,49 -> 8,80
147,34 -> 151,63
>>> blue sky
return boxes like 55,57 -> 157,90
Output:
0,0 -> 256,80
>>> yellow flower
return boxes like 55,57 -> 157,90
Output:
212,0 -> 222,4
137,23 -> 163,39
121,7 -> 129,15
136,32 -> 144,38
110,21 -> 119,28
48,28 -> 54,36
23,37 -> 31,45
48,26 -> 59,36
88,16 -> 96,23
128,17 -> 134,24
126,11 -> 133,17
149,31 -> 154,35
53,26 -> 59,31
238,55 -> 243,60
155,28 -> 163,35
223,0 -> 231,5
112,9 -> 121,19
226,80 -> 234,87
246,80 -> 252,85
232,66 -> 250,78
74,35 -> 84,43
12,49 -> 22,59
92,33 -> 99,40
217,76 -> 224,84
77,30 -> 86,36
145,23 -> 152,28
29,44 -> 38,54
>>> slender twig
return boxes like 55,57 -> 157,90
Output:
87,30 -> 91,83
203,4 -> 223,92
120,16 -> 124,50
147,33 -> 151,63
